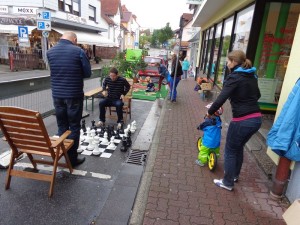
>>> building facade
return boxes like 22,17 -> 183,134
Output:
190,0 -> 300,203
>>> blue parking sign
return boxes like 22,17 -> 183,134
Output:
38,21 -> 45,30
43,11 -> 50,20
18,26 -> 29,42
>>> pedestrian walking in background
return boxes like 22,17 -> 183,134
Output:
169,54 -> 183,102
47,31 -> 91,167
206,50 -> 262,191
97,67 -> 131,129
182,57 -> 190,80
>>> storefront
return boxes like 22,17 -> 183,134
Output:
196,0 -> 300,113
193,0 -> 300,202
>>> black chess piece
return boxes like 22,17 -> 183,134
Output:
107,125 -> 112,141
115,129 -> 121,139
119,123 -> 124,134
91,120 -> 97,130
126,134 -> 132,148
120,136 -> 128,152
99,126 -> 105,137
81,119 -> 87,133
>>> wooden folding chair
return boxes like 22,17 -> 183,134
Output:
0,106 -> 74,197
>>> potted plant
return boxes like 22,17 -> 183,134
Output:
94,56 -> 101,64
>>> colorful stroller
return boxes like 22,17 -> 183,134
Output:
196,105 -> 223,171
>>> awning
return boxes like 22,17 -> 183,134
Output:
53,28 -> 117,47
0,25 -> 36,34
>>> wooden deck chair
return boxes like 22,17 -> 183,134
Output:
0,106 -> 74,197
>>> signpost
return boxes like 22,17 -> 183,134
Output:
36,10 -> 51,68
36,10 -> 51,31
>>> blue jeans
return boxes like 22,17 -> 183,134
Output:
169,77 -> 180,101
99,98 -> 124,123
182,70 -> 188,79
53,97 -> 83,162
223,117 -> 262,186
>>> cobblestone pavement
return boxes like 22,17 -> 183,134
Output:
141,78 -> 288,225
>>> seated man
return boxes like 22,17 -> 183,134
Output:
97,67 -> 131,128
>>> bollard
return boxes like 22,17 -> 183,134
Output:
270,156 -> 291,198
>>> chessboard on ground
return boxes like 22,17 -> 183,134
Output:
78,119 -> 137,158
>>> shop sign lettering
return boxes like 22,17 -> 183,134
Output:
67,14 -> 87,24
260,27 -> 294,63
0,6 -> 8,13
13,7 -> 37,15
0,16 -> 36,26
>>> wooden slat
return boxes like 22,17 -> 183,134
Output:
20,149 -> 52,157
84,87 -> 103,97
10,137 -> 49,148
14,143 -> 50,153
8,132 -> 46,142
0,106 -> 39,117
1,119 -> 40,130
0,113 -> 38,123
10,170 -> 52,182
5,126 -> 44,136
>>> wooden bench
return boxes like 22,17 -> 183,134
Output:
84,87 -> 103,111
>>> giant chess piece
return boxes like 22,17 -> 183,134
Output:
130,120 -> 137,133
91,120 -> 97,131
115,128 -> 121,140
81,119 -> 87,133
119,123 -> 124,134
126,129 -> 132,148
120,136 -> 128,152
107,136 -> 116,149
101,132 -> 109,145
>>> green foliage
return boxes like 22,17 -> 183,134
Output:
151,23 -> 174,48
104,52 -> 147,79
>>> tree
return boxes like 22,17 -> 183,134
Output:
150,23 -> 174,48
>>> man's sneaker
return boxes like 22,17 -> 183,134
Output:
213,179 -> 233,191
234,177 -> 239,182
195,159 -> 205,167
96,121 -> 104,127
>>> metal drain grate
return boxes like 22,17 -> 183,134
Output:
126,150 -> 147,166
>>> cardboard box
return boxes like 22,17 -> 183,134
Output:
282,199 -> 300,225
200,83 -> 212,91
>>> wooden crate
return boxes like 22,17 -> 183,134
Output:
200,83 -> 212,91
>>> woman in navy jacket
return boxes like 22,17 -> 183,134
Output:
207,50 -> 262,191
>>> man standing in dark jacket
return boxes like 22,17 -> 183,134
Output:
47,31 -> 91,167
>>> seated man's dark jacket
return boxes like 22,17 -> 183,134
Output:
47,39 -> 91,98
102,76 -> 131,100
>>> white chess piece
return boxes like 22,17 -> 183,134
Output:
91,129 -> 96,137
108,137 -> 116,147
86,127 -> 91,137
86,136 -> 94,150
92,142 -> 101,155
101,131 -> 109,145
93,135 -> 100,144
80,129 -> 85,142
130,120 -> 137,133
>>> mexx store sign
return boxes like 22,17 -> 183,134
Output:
13,6 -> 37,14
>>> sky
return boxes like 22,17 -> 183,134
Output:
120,0 -> 191,30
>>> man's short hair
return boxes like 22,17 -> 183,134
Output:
110,67 -> 118,75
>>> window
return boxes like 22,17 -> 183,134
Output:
58,0 -> 80,16
206,26 -> 215,78
89,5 -> 96,21
216,16 -> 233,86
212,23 -> 222,85
58,0 -> 64,11
253,2 -> 300,104
232,5 -> 255,52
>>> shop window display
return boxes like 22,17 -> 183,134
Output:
213,23 -> 222,86
232,5 -> 254,52
254,3 -> 300,110
216,16 -> 233,87
205,26 -> 215,79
